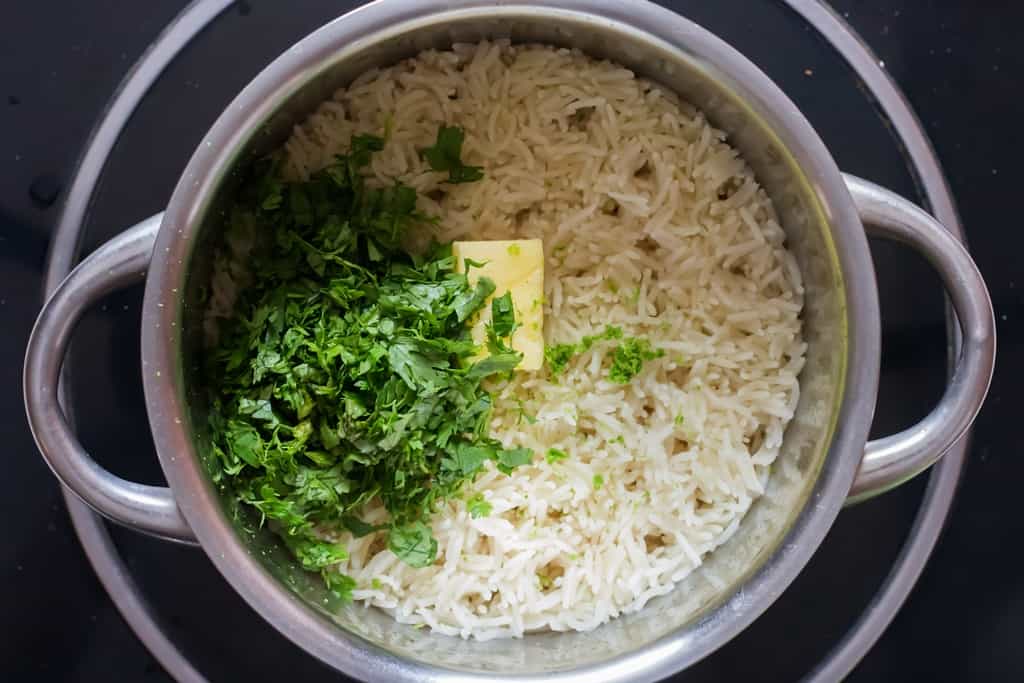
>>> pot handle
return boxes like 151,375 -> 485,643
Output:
24,213 -> 196,543
844,174 -> 995,502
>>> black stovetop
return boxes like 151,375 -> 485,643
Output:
2,1 -> 1019,681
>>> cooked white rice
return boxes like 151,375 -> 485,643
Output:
253,41 -> 805,640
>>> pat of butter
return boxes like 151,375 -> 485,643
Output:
452,239 -> 544,371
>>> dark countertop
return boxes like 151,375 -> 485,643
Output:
1,1 -> 1019,681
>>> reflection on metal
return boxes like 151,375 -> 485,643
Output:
45,2 -> 235,681
41,1 -> 971,681
27,215 -> 196,542
846,174 -> 994,500
786,3 -> 972,681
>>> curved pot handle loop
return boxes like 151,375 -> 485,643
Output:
844,174 -> 995,503
24,213 -> 196,543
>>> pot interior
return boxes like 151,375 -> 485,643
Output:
173,5 -> 848,676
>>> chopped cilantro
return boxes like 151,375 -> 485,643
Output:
512,398 -> 537,425
454,275 -> 496,323
467,493 -> 492,518
593,474 -> 605,490
371,577 -> 383,590
342,516 -> 386,538
420,125 -> 483,184
546,448 -> 568,464
284,534 -> 349,571
507,243 -> 521,256
544,343 -> 578,375
323,571 -> 356,601
491,291 -> 517,338
496,447 -> 534,475
208,136 -> 532,599
545,325 -> 663,383
580,325 -> 622,351
544,326 -> 623,375
388,521 -> 437,568
608,338 -> 664,383
674,414 -> 685,426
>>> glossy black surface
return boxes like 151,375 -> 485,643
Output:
1,1 -> 1018,680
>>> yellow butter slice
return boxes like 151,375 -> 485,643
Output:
452,239 -> 544,371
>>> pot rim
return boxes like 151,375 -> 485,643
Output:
141,1 -> 880,680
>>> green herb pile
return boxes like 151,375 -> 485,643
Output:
206,130 -> 532,599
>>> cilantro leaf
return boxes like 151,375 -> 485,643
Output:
323,570 -> 356,601
496,447 -> 534,475
388,521 -> 438,568
350,133 -> 385,162
466,493 -> 492,518
420,126 -> 483,184
442,443 -> 493,477
545,448 -> 568,464
447,164 -> 485,184
225,420 -> 263,467
491,291 -> 516,338
387,338 -> 448,394
453,276 -> 496,323
284,534 -> 349,571
466,351 -> 522,380
342,515 -> 386,538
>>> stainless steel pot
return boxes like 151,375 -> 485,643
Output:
24,1 -> 995,680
